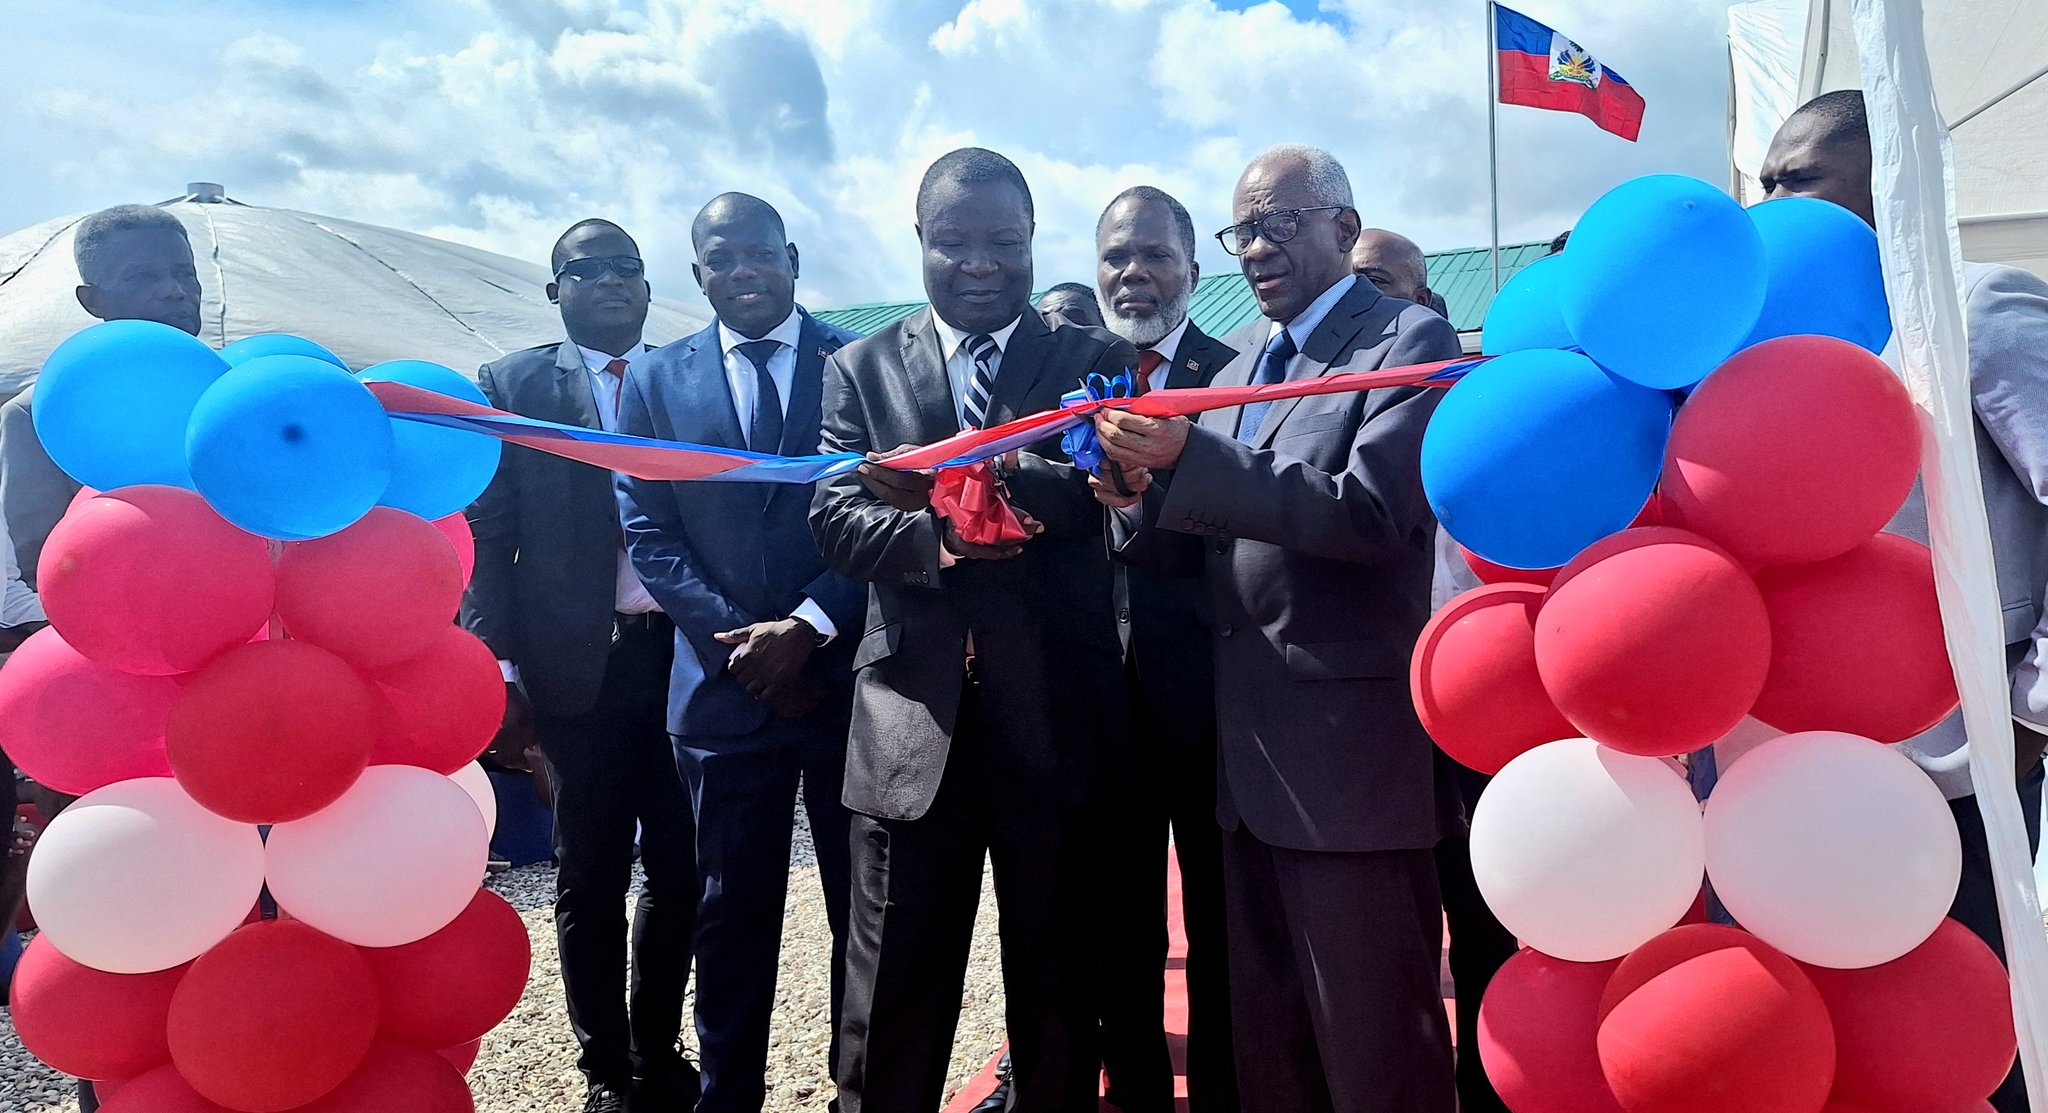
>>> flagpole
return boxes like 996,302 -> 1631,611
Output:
1486,0 -> 1502,292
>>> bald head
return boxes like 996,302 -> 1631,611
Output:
692,192 -> 787,251
692,192 -> 799,339
1351,229 -> 1429,305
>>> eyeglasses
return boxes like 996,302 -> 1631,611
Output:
555,255 -> 645,282
1214,207 -> 1349,256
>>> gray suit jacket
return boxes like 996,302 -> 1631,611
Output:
1115,280 -> 1464,853
0,385 -> 82,589
1893,262 -> 2048,797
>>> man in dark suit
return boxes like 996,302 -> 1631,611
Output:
810,147 -> 1138,1113
464,219 -> 697,1113
1090,185 -> 1239,1113
1093,146 -> 1463,1113
615,193 -> 863,1113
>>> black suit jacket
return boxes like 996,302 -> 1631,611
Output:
1116,280 -> 1463,853
1115,323 -> 1238,762
811,309 -> 1138,821
463,341 -> 650,718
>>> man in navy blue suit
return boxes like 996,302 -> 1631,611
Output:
617,193 -> 864,1113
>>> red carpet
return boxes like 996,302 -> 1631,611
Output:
939,856 -> 1462,1113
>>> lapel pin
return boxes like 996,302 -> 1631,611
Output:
1185,358 -> 1199,371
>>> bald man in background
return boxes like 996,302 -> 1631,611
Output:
1351,229 -> 1447,320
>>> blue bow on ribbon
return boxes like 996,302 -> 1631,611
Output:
1059,369 -> 1135,474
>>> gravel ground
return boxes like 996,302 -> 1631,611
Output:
0,809 -> 1008,1113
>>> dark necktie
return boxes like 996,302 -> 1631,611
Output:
1136,349 -> 1166,394
736,340 -> 784,454
961,333 -> 999,429
1237,327 -> 1298,443
602,358 -> 629,420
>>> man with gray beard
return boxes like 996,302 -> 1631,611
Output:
1090,185 -> 1240,1113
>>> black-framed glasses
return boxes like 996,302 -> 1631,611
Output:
1214,206 -> 1348,256
555,255 -> 645,282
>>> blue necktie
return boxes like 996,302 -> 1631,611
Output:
736,340 -> 784,454
1237,327 -> 1298,443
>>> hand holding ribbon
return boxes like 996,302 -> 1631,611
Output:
1059,369 -> 1136,474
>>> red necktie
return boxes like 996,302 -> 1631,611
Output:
602,358 -> 629,418
1136,349 -> 1166,393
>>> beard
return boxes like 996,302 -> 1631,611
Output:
1101,283 -> 1190,349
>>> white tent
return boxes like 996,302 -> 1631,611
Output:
0,185 -> 709,397
1728,0 -> 2048,276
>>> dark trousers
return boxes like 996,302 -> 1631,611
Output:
1947,755 -> 2045,1113
837,682 -> 1095,1113
537,615 -> 697,1090
1092,733 -> 1236,1113
1220,825 -> 1455,1113
1433,767 -> 1516,1113
677,713 -> 853,1113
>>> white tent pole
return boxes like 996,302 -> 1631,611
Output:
1852,1 -> 2048,1105
1486,0 -> 1503,292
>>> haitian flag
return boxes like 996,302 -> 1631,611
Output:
1494,4 -> 1645,142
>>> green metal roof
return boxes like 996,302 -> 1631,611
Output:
811,240 -> 1552,339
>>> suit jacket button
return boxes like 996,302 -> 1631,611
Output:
1118,607 -> 1130,622
1219,623 -> 1234,637
1181,517 -> 1195,530
1213,538 -> 1228,554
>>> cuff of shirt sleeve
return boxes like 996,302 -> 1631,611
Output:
498,659 -> 519,684
791,597 -> 838,645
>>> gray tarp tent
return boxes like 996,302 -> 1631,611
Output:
0,184 -> 708,397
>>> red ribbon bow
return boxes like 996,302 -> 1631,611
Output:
931,461 -> 1030,546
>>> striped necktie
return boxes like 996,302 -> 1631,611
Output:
961,332 -> 999,430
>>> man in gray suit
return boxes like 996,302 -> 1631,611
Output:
1763,89 -> 2048,1113
1093,145 -> 1462,1113
1,204 -> 203,588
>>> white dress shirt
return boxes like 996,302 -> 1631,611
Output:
710,312 -> 839,643
933,314 -> 1024,429
1143,317 -> 1192,393
576,343 -> 663,618
1266,273 -> 1358,363
0,509 -> 43,628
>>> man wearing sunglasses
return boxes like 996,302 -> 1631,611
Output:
464,220 -> 699,1113
1093,145 -> 1462,1113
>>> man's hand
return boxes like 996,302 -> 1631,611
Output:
1094,410 -> 1191,470
485,684 -> 536,772
858,447 -> 937,511
715,619 -> 817,700
941,509 -> 1042,561
1089,465 -> 1151,510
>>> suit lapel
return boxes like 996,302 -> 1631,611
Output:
900,311 -> 961,445
1251,281 -> 1385,449
988,310 -> 1052,425
1165,325 -> 1224,390
681,329 -> 749,452
554,342 -> 603,431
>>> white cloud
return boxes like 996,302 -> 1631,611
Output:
1,0 -> 1740,315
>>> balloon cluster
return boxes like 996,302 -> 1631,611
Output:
0,333 -> 525,1112
1413,179 -> 2014,1113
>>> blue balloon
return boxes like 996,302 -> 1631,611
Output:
220,333 -> 349,371
1422,350 -> 1673,570
32,320 -> 227,490
1744,197 -> 1892,354
358,360 -> 501,520
1481,255 -> 1575,355
185,354 -> 395,540
1560,175 -> 1766,390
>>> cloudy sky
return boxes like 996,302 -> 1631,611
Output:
4,0 -> 1740,313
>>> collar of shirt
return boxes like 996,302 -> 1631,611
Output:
1266,273 -> 1357,351
717,307 -> 803,359
576,342 -> 646,375
933,313 -> 1023,364
1148,316 -> 1192,364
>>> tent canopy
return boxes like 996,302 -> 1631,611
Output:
1728,0 -> 2048,275
0,185 -> 709,396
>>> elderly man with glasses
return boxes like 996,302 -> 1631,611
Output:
1091,145 -> 1464,1113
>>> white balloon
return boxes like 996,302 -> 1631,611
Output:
1471,738 -> 1706,962
447,760 -> 497,840
26,776 -> 265,973
265,764 -> 488,947
1706,730 -> 1960,968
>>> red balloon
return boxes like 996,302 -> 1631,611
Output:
1598,924 -> 1835,1113
38,485 -> 274,675
1412,584 -> 1577,773
166,641 -> 376,823
293,1043 -> 476,1113
1463,496 -> 1663,587
1537,528 -> 1772,757
432,513 -> 475,585
437,1039 -> 483,1076
362,889 -> 531,1048
367,625 -> 506,774
95,1065 -> 235,1113
1663,336 -> 1918,566
275,507 -> 464,669
9,934 -> 185,1081
1477,948 -> 1625,1113
1750,534 -> 1958,743
166,920 -> 379,1112
1802,919 -> 2014,1113
0,627 -> 177,794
